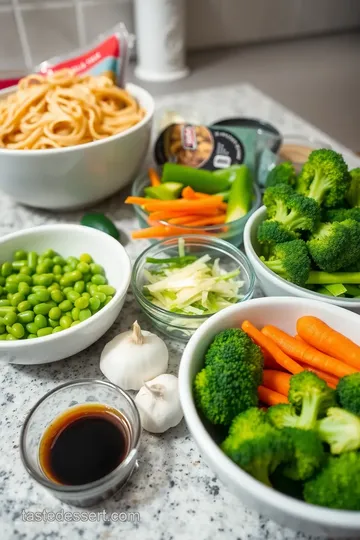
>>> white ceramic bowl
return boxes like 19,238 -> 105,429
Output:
244,206 -> 360,313
0,224 -> 131,364
0,84 -> 154,210
179,297 -> 360,538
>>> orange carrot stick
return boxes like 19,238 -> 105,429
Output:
258,386 -> 288,406
185,215 -> 226,227
262,370 -> 291,396
143,197 -> 225,212
148,208 -> 221,221
297,364 -> 339,389
297,316 -> 360,371
125,196 -> 150,205
148,167 -> 161,187
242,321 -> 304,375
182,186 -> 213,200
262,348 -> 282,370
131,225 -> 209,239
262,325 -> 356,378
167,215 -> 201,225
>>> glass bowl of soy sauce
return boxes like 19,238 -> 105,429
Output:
20,379 -> 141,507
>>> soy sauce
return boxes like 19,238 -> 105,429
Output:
39,403 -> 130,486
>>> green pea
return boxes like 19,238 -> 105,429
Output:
105,296 -> 113,305
93,291 -> 106,303
71,320 -> 81,327
0,277 -> 5,286
0,324 -> 5,334
6,334 -> 17,341
67,290 -> 80,303
79,308 -> 92,322
49,307 -> 62,320
71,307 -> 80,320
82,292 -> 91,300
52,326 -> 63,333
42,249 -> 57,259
89,297 -> 100,312
27,334 -> 37,339
34,314 -> 47,329
0,334 -> 7,340
11,292 -> 25,307
77,262 -> 90,274
59,299 -> 72,312
1,262 -> 13,277
37,327 -> 53,337
5,283 -> 18,294
27,251 -> 38,270
80,253 -> 93,264
14,250 -> 28,261
35,290 -> 50,302
0,299 -> 10,307
74,296 -> 89,310
17,300 -> 31,313
53,256 -> 66,266
52,264 -> 62,275
37,274 -> 54,287
26,322 -> 38,334
17,311 -> 35,324
91,274 -> 107,286
48,318 -> 58,328
8,322 -> 25,338
4,311 -> 17,325
60,315 -> 72,329
0,306 -> 16,318
97,285 -> 116,296
90,263 -> 105,276
50,290 -> 64,304
12,260 -> 27,270
18,282 -> 31,296
74,281 -> 85,294
34,303 -> 53,315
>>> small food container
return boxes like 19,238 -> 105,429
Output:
131,236 -> 255,341
20,379 -> 141,507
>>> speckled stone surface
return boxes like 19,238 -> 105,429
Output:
0,84 -> 358,540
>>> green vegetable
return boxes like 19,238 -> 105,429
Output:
161,163 -> 230,194
304,452 -> 360,510
225,165 -> 253,223
80,213 -> 119,240
221,408 -> 291,487
337,373 -> 360,415
324,206 -> 360,223
346,168 -> 360,207
288,371 -> 336,430
257,221 -> 297,258
306,271 -> 360,285
267,403 -> 300,429
144,182 -> 183,200
193,329 -> 263,426
324,284 -> 346,296
297,148 -> 350,208
307,222 -> 349,272
262,240 -> 311,287
317,407 -> 360,454
266,162 -> 297,188
281,427 -> 325,481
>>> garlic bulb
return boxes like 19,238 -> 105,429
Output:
100,321 -> 168,390
135,374 -> 183,433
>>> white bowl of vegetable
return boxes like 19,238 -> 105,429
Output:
131,236 -> 255,340
243,151 -> 360,312
179,296 -> 360,538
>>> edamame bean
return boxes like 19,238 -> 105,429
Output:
27,251 -> 38,270
6,334 -> 17,341
0,277 -> 5,286
67,290 -> 80,303
11,292 -> 25,307
80,253 -> 92,264
0,306 -> 16,318
17,301 -> 31,313
49,307 -> 62,320
34,314 -> 47,329
18,282 -> 31,296
48,283 -> 60,291
71,307 -> 80,321
1,262 -> 13,277
37,327 -> 53,337
74,281 -> 85,294
89,297 -> 100,312
92,291 -> 106,303
60,315 -> 72,329
91,274 -> 107,286
83,273 -> 92,283
89,284 -> 98,296
26,322 -> 38,334
4,311 -> 17,325
10,323 -> 25,338
86,282 -> 93,293
53,256 -> 65,266
5,283 -> 18,294
50,290 -> 64,304
52,265 -> 62,275
52,326 -> 63,333
42,249 -> 57,259
14,250 -> 27,261
82,292 -> 91,300
27,294 -> 38,306
17,311 -> 35,324
38,274 -> 54,287
71,320 -> 81,327
12,260 -> 27,270
34,303 -> 52,315
79,309 -> 91,322
105,296 -> 113,305
0,324 -> 5,334
75,297 -> 89,310
27,334 -> 37,339
0,299 -> 10,307
77,262 -> 90,274
97,285 -> 116,296
36,261 -> 52,274
32,285 -> 46,292
35,290 -> 50,302
59,299 -> 72,312
0,334 -> 7,340
48,318 -> 58,328
90,263 -> 104,276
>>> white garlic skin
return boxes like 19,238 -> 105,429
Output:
135,374 -> 183,434
100,328 -> 169,390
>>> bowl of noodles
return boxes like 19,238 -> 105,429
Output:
0,69 -> 154,210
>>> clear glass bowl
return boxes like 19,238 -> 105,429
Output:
20,379 -> 141,507
131,172 -> 262,247
131,236 -> 255,341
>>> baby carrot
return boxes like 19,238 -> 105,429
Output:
262,325 -> 356,378
295,334 -> 306,343
297,316 -> 360,371
258,386 -> 288,406
148,167 -> 161,187
242,321 -> 304,374
262,370 -> 291,396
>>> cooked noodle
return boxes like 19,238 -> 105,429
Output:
0,69 -> 145,150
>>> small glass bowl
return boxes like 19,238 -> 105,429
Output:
20,379 -> 141,507
131,172 -> 262,247
131,236 -> 255,341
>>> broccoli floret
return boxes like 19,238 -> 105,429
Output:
324,207 -> 360,223
194,329 -> 264,426
221,408 -> 292,486
317,407 -> 360,454
304,452 -> 360,510
288,371 -> 336,430
257,220 -> 297,259
337,372 -> 360,415
307,221 -> 350,272
263,185 -> 320,234
281,427 -> 326,481
268,404 -> 300,429
297,149 -> 350,208
262,240 -> 311,287
346,168 -> 360,207
340,219 -> 360,269
266,162 -> 297,188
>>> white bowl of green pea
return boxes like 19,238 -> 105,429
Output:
0,224 -> 131,364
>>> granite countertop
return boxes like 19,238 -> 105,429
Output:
0,84 -> 358,540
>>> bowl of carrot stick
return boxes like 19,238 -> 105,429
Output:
179,297 -> 360,538
127,166 -> 261,246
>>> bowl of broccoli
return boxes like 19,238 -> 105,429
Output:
179,297 -> 360,538
243,149 -> 360,312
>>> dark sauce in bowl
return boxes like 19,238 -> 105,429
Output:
39,403 -> 130,486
